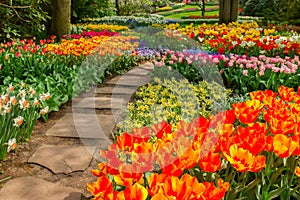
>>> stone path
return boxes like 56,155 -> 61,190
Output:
0,62 -> 154,200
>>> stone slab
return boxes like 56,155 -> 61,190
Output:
127,67 -> 151,76
106,75 -> 151,86
0,176 -> 81,200
139,62 -> 154,70
73,96 -> 126,109
46,113 -> 116,138
28,145 -> 95,174
94,86 -> 136,95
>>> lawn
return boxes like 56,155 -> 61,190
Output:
155,4 -> 219,19
165,10 -> 219,19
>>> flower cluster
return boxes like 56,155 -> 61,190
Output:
0,83 -> 50,160
82,16 -> 167,27
163,22 -> 300,57
153,49 -> 300,94
45,36 -> 110,56
118,78 -> 230,132
89,85 -> 300,199
62,30 -> 120,39
80,23 -> 129,32
182,14 -> 219,19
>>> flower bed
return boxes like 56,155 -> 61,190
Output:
118,78 -> 230,133
163,22 -> 300,57
88,85 -> 300,199
181,14 -> 219,19
0,25 -> 143,160
153,49 -> 300,94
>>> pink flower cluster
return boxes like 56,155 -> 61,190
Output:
213,54 -> 300,76
153,50 -> 300,76
153,50 -> 213,67
62,30 -> 120,39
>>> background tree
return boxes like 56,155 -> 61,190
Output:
219,0 -> 239,24
50,0 -> 71,39
115,0 -> 120,15
241,0 -> 300,25
0,0 -> 50,41
71,0 -> 115,23
194,0 -> 206,18
115,0 -> 154,16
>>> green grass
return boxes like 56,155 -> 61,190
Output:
155,4 -> 219,19
181,5 -> 219,10
165,10 -> 219,19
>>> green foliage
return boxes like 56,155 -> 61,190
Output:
117,0 -> 155,16
0,0 -> 50,41
242,0 -> 300,24
71,0 -> 115,23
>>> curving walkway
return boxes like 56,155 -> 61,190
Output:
0,62 -> 154,200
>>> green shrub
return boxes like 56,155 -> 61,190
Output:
0,0 -> 50,41
71,0 -> 116,23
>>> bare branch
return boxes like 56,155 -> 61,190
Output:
0,3 -> 32,9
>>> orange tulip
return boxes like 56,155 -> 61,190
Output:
199,151 -> 221,172
116,132 -> 149,152
152,121 -> 173,139
268,117 -> 295,135
180,174 -> 206,199
147,173 -> 168,196
278,85 -> 298,102
250,155 -> 266,172
150,193 -> 170,200
233,123 -> 267,155
250,90 -> 277,102
113,163 -> 144,187
202,179 -> 229,200
223,144 -> 266,172
273,134 -> 298,158
118,183 -> 148,200
232,100 -> 263,124
87,175 -> 113,199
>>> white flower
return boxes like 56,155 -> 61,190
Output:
13,116 -> 24,127
232,41 -> 238,46
40,106 -> 49,115
7,138 -> 17,153
40,92 -> 50,101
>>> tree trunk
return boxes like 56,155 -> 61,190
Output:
115,0 -> 120,15
202,0 -> 205,17
219,0 -> 239,24
50,0 -> 71,39
230,0 -> 239,22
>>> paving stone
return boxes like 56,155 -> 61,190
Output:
139,62 -> 154,70
0,176 -> 82,200
94,86 -> 136,95
106,75 -> 152,86
73,96 -> 126,109
127,66 -> 152,76
28,145 -> 95,174
46,113 -> 116,138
